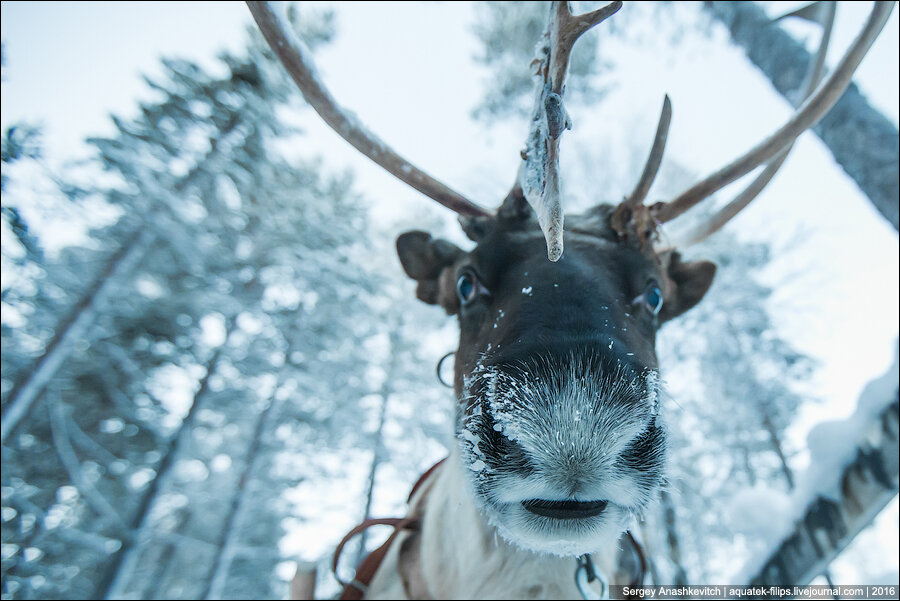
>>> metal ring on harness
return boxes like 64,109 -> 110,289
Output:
575,554 -> 608,600
436,351 -> 455,388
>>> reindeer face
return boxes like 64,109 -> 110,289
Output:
255,0 -> 889,561
250,0 -> 890,565
397,201 -> 715,556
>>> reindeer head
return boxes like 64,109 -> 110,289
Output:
396,194 -> 714,554
249,0 -> 892,557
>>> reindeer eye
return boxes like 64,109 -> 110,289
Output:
641,282 -> 664,315
457,272 -> 479,305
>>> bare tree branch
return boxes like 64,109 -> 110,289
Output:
65,410 -> 123,468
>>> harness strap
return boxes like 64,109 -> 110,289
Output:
406,458 -> 445,503
335,517 -> 421,600
334,458 -> 446,600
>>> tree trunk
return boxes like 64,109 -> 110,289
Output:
141,508 -> 192,601
703,1 -> 899,231
201,332 -> 301,600
200,388 -> 277,600
97,318 -> 235,600
1,227 -> 156,444
762,413 -> 795,490
1,115 -> 248,445
354,329 -> 401,567
748,397 -> 899,585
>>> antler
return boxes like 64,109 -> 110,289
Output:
678,1 -> 836,246
245,1 -> 490,218
653,0 -> 895,225
610,95 -> 673,242
520,1 -> 622,261
625,95 -> 673,209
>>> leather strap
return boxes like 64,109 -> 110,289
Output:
407,458 -> 445,503
336,517 -> 421,600
334,458 -> 446,600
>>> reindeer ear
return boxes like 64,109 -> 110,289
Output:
396,231 -> 464,313
659,251 -> 716,323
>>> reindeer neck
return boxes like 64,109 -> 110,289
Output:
416,450 -> 614,600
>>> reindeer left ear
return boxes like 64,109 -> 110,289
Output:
396,231 -> 464,313
659,251 -> 716,323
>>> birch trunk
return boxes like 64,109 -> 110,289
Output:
703,0 -> 899,231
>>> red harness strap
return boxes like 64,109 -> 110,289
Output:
405,459 -> 446,503
334,459 -> 446,600
334,517 -> 420,600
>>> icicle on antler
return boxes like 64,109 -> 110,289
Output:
519,1 -> 622,261
652,1 -> 894,227
677,1 -> 836,247
245,1 -> 491,218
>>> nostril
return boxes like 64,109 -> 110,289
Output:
521,499 -> 608,519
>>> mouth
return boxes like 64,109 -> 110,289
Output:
521,499 -> 608,519
485,497 -> 625,556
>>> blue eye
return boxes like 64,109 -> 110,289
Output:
457,272 -> 477,305
643,283 -> 663,315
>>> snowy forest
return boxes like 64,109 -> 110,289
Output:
1,2 -> 898,599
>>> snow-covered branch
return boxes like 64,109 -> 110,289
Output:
743,346 -> 899,585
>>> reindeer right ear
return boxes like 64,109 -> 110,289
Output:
396,231 -> 464,313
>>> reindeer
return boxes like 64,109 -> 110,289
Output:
247,1 -> 894,598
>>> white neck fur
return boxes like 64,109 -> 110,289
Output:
410,450 -> 617,600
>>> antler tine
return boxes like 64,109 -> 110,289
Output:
246,1 -> 491,218
609,94 -> 671,243
624,95 -> 673,208
679,154 -> 788,246
654,0 -> 895,226
779,1 -> 836,108
549,1 -> 623,94
520,1 -> 622,262
679,1 -> 836,247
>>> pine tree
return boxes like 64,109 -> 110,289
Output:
1,9 -> 392,599
655,230 -> 817,582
